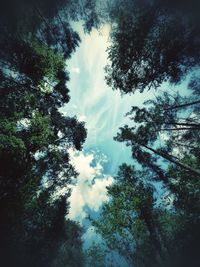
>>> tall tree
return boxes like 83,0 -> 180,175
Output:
105,0 -> 200,93
93,164 -> 169,267
0,1 -> 88,266
93,160 -> 200,267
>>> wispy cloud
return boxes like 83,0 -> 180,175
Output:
63,24 -> 157,226
62,24 -> 155,175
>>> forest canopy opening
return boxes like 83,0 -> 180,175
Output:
0,0 -> 200,267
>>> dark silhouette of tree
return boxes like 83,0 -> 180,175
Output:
0,1 -> 89,266
105,0 -> 200,93
93,156 -> 200,267
93,164 -> 170,267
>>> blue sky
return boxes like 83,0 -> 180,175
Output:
61,24 -> 192,256
60,25 -> 161,257
61,23 -> 156,226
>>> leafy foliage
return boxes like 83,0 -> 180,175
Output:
91,2 -> 200,266
0,1 -> 88,266
106,0 -> 200,93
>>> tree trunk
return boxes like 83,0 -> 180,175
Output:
141,158 -> 169,184
165,122 -> 200,128
141,144 -> 200,176
34,6 -> 52,31
147,162 -> 169,184
164,100 -> 200,111
140,208 -> 164,263
158,127 -> 200,131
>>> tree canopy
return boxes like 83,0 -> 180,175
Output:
1,1 -> 200,266
105,0 -> 200,93
0,1 -> 88,266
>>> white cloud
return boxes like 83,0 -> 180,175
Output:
78,114 -> 87,122
68,149 -> 113,223
71,67 -> 80,74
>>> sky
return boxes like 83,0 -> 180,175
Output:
60,23 -> 156,243
60,23 -> 194,253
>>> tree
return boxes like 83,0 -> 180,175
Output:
93,164 -> 170,267
93,160 -> 200,267
105,0 -> 200,93
0,1 -> 88,266
114,87 -> 200,178
5,190 -> 85,267
85,242 -> 107,267
115,123 -> 200,177
101,1 -> 200,266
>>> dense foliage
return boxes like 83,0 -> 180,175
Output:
105,0 -> 200,93
1,0 -> 200,266
93,1 -> 200,267
0,0 -> 92,266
